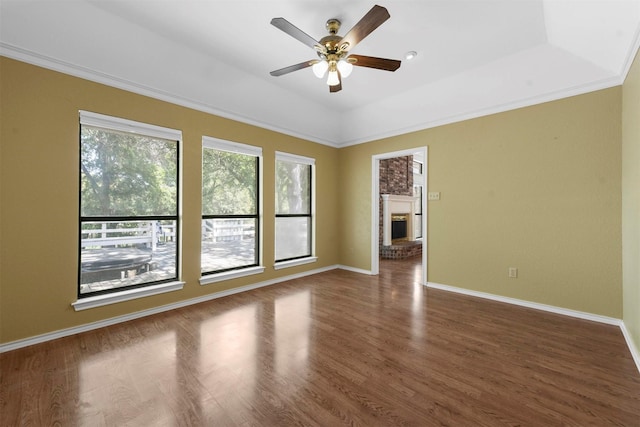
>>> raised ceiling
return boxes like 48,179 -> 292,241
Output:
1,1 -> 639,147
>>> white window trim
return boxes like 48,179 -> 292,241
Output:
72,281 -> 185,311
80,110 -> 181,141
274,256 -> 318,270
275,151 -> 315,166
203,136 -> 262,157
201,136 -> 264,279
200,266 -> 266,285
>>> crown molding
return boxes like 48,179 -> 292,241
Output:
338,74 -> 624,148
2,40 -> 636,149
0,42 -> 340,148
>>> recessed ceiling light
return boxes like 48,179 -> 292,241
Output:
404,51 -> 417,60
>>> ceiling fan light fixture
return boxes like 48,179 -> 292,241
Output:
312,60 -> 329,78
337,59 -> 353,78
326,69 -> 340,86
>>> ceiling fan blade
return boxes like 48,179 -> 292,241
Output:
338,5 -> 390,52
349,54 -> 401,71
271,17 -> 324,52
329,71 -> 342,93
270,60 -> 316,77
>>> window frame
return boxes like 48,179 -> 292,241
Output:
200,137 -> 264,285
413,160 -> 424,240
414,184 -> 423,239
74,111 -> 184,310
274,151 -> 317,269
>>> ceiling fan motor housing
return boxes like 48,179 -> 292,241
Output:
326,18 -> 341,34
319,19 -> 350,65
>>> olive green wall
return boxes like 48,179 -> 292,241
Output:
623,47 -> 640,355
0,57 -> 339,344
339,88 -> 622,318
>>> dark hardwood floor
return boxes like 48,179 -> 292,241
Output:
2,257 -> 639,426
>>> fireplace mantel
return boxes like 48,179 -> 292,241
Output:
381,194 -> 418,246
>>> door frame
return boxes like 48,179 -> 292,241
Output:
371,146 -> 428,284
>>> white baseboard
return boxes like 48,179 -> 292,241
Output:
338,265 -> 373,275
620,322 -> 640,373
427,281 -> 640,374
426,282 -> 621,324
0,264 -> 339,353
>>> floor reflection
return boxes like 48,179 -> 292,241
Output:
199,304 -> 258,389
78,330 -> 176,425
274,290 -> 311,377
380,256 -> 425,340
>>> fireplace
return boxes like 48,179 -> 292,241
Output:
381,194 -> 418,246
391,214 -> 409,241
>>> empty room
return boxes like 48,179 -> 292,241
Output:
1,1 -> 640,425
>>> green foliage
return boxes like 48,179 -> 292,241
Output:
202,149 -> 257,215
80,126 -> 177,217
276,160 -> 310,214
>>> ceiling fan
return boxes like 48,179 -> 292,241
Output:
270,4 -> 401,93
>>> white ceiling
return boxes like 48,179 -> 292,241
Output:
1,1 -> 639,147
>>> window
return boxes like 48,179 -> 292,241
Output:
413,160 -> 423,239
275,152 -> 315,266
79,111 -> 180,298
201,137 -> 262,279
414,184 -> 423,239
412,160 -> 423,175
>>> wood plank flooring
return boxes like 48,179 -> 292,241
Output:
2,257 -> 639,426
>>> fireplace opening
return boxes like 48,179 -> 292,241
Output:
391,214 -> 408,241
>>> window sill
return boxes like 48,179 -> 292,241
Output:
200,266 -> 265,285
72,281 -> 185,311
274,256 -> 318,270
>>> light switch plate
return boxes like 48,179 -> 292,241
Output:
428,192 -> 440,201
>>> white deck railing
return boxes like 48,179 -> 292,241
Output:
81,220 -> 176,251
82,219 -> 254,251
201,218 -> 255,242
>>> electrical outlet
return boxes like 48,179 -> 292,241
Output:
508,267 -> 518,278
428,192 -> 440,201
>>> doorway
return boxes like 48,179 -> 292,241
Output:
371,147 -> 428,284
